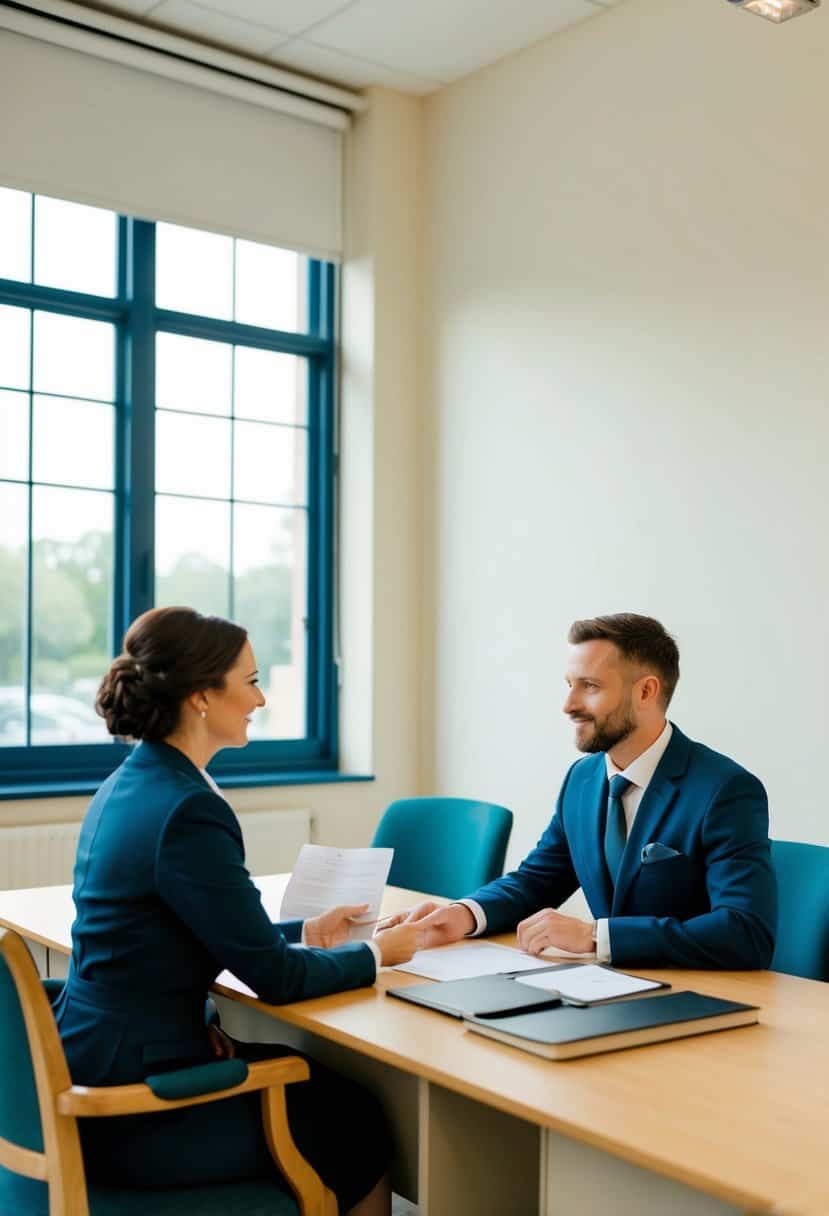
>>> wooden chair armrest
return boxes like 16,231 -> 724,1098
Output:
56,1056 -> 337,1214
56,1055 -> 310,1118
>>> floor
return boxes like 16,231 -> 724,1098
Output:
392,1196 -> 418,1215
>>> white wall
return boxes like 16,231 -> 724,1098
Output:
0,88 -> 423,851
421,0 -> 829,865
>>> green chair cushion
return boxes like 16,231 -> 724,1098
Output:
145,1058 -> 248,1100
0,1169 -> 299,1215
0,1167 -> 49,1214
0,958 -> 44,1152
89,1180 -> 299,1216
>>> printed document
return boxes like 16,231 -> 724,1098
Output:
517,964 -> 664,1003
394,941 -> 557,981
280,845 -> 394,941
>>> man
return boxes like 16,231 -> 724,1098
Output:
412,614 -> 776,969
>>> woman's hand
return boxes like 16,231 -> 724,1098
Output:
304,903 -> 371,949
374,921 -> 423,967
403,902 -> 475,949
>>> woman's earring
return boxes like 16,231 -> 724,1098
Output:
200,710 -> 207,720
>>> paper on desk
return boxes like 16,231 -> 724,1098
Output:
394,941 -> 557,981
516,964 -> 663,1003
280,845 -> 394,942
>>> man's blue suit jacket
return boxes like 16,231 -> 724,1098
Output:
468,725 -> 776,969
54,741 -> 375,1086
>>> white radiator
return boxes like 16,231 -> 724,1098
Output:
0,809 -> 312,891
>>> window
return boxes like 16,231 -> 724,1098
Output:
0,187 -> 337,794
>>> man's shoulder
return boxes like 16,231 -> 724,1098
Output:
673,726 -> 764,792
560,751 -> 604,791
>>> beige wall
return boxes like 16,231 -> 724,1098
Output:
1,88 -> 423,850
421,0 -> 829,865
9,0 -> 829,870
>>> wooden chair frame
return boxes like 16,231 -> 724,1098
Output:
0,928 -> 336,1216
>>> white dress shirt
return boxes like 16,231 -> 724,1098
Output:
200,769 -> 381,973
460,721 -> 674,964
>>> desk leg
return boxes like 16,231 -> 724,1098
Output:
25,939 -> 48,978
540,1129 -> 749,1216
47,948 -> 69,980
417,1078 -> 539,1216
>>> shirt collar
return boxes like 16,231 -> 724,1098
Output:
605,720 -> 673,791
200,767 -> 229,803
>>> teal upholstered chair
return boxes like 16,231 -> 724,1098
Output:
372,797 -> 513,899
770,840 -> 829,982
0,928 -> 335,1216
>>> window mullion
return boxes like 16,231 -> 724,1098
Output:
23,305 -> 34,750
123,219 -> 156,630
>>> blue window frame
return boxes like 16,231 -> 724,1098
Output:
0,192 -> 338,797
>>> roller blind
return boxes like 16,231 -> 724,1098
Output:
0,15 -> 347,258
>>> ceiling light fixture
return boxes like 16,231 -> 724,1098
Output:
726,0 -> 820,22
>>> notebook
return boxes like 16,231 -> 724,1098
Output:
387,966 -> 670,1019
386,973 -> 566,1019
464,991 -> 759,1060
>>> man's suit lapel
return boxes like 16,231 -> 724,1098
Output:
611,725 -> 691,915
574,760 -> 614,917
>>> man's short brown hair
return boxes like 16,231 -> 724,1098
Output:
568,613 -> 680,707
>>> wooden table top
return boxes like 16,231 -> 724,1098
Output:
1,876 -> 826,1216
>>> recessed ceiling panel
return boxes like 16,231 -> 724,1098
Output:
308,0 -> 604,82
270,37 -> 441,93
148,0 -> 288,53
185,0 -> 354,38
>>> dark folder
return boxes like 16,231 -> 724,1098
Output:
386,973 -> 566,1019
464,991 -> 759,1060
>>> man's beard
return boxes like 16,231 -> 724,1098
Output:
572,695 -> 636,754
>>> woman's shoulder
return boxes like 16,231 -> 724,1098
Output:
98,742 -> 233,826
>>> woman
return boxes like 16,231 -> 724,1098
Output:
53,606 -> 420,1216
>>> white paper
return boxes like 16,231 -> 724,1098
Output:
516,964 -> 663,1003
394,941 -> 558,981
280,845 -> 394,942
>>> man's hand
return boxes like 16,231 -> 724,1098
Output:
517,908 -> 595,956
304,903 -> 371,949
402,901 -> 476,949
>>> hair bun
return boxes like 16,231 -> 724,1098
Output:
96,653 -> 178,742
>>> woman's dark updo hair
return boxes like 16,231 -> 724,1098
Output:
96,607 -> 248,741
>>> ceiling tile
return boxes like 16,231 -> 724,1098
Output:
308,0 -> 603,82
269,37 -> 441,94
146,0 -> 290,54
182,0 -> 353,38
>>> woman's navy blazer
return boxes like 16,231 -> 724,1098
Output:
54,741 -> 375,1085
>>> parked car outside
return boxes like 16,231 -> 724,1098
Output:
0,688 -> 109,746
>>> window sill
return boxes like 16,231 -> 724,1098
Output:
0,771 -> 375,802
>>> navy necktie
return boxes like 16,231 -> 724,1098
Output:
604,774 -> 632,883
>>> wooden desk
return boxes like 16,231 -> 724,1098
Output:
2,877 -> 827,1216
